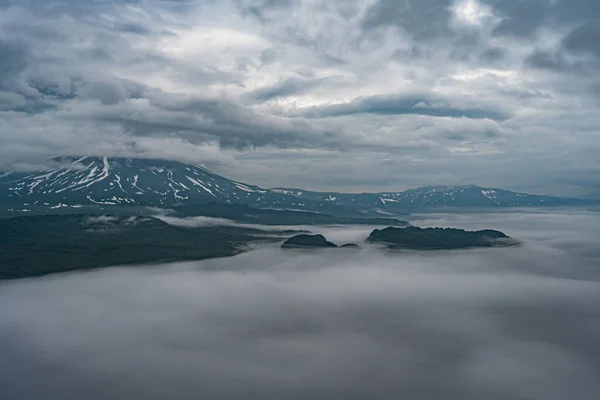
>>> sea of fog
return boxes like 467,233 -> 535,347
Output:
1,210 -> 600,399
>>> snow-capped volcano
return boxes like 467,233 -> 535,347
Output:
0,157 -> 336,213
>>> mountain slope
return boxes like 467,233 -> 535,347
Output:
1,157 -> 596,215
0,157 -> 354,215
273,185 -> 596,210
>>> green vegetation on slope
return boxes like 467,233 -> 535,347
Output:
173,202 -> 410,226
0,214 -> 291,280
1,201 -> 411,226
281,234 -> 338,248
367,226 -> 515,250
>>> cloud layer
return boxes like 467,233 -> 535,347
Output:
1,0 -> 599,194
1,210 -> 600,399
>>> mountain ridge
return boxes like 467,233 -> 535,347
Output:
272,184 -> 596,210
1,156 -> 596,214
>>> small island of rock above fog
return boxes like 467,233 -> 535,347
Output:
282,234 -> 338,248
367,227 -> 517,250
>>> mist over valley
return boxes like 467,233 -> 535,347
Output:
1,210 -> 599,399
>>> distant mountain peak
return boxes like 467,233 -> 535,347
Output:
270,183 -> 595,210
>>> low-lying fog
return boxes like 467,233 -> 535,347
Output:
1,210 -> 600,399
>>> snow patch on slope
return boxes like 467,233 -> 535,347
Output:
186,176 -> 215,196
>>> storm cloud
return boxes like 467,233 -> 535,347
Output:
1,210 -> 600,399
0,0 -> 599,195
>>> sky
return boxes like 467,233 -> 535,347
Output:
1,0 -> 599,195
2,210 -> 600,399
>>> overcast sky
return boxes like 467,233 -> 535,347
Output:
1,0 -> 599,195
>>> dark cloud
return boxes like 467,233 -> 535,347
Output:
1,0 -> 192,13
562,22 -> 600,58
0,92 -> 27,111
245,77 -> 328,102
391,45 -> 423,61
480,46 -> 507,64
481,0 -> 600,38
67,90 -> 346,150
488,0 -> 550,37
114,21 -> 153,35
552,0 -> 600,25
524,49 -> 571,71
1,211 -> 600,399
525,22 -> 600,73
235,0 -> 297,23
361,0 -> 453,40
0,38 -> 30,89
295,93 -> 510,121
79,80 -> 128,105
